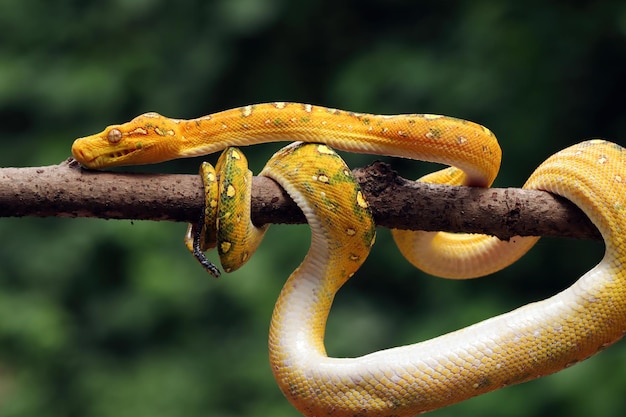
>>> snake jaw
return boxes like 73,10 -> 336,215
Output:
71,136 -> 148,169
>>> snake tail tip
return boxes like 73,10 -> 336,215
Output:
193,250 -> 222,278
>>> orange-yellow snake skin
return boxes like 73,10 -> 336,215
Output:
72,103 -> 625,416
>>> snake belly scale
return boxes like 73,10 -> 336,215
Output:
72,102 -> 626,416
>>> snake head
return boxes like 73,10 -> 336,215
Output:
71,112 -> 183,169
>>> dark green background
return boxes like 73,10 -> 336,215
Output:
1,1 -> 625,416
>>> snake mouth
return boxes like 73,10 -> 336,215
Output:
90,145 -> 145,168
72,140 -> 145,169
106,147 -> 140,160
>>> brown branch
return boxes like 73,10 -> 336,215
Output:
0,159 -> 600,241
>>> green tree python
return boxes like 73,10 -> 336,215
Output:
71,102 -> 626,416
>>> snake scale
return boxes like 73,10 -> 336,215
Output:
72,102 -> 625,416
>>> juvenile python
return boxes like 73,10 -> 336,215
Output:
72,102 -> 626,416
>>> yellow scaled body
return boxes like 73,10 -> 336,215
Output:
72,103 -> 626,416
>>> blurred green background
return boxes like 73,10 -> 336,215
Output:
1,1 -> 626,416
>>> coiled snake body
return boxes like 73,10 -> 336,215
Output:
72,103 -> 625,416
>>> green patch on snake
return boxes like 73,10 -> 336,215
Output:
299,182 -> 315,196
328,170 -> 357,184
216,214 -> 236,236
319,194 -> 339,212
427,128 -> 443,139
362,227 -> 376,248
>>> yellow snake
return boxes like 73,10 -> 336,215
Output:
71,102 -> 626,416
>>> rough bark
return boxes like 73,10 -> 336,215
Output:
0,159 -> 600,241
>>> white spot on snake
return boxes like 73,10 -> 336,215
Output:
423,114 -> 443,120
316,174 -> 329,183
356,191 -> 368,209
220,241 -> 232,253
130,127 -> 148,135
303,104 -> 312,113
316,144 -> 334,155
274,102 -> 286,109
242,105 -> 253,117
231,149 -> 242,160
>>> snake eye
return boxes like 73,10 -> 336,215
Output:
107,128 -> 122,144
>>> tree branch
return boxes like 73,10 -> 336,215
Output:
0,159 -> 600,241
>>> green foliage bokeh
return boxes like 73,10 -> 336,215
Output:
1,1 -> 625,416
